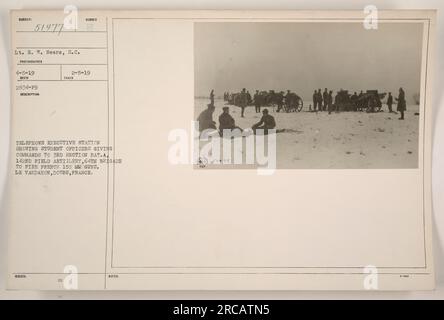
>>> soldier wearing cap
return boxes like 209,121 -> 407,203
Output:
219,107 -> 242,134
252,109 -> 276,135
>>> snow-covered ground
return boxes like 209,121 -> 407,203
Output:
195,98 -> 420,169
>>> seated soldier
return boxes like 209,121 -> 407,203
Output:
252,108 -> 276,134
218,107 -> 242,137
197,103 -> 217,132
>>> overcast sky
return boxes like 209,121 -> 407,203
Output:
194,22 -> 424,103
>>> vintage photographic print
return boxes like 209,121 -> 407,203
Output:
7,10 -> 435,292
194,22 -> 424,169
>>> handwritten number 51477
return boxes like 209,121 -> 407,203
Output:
34,23 -> 64,35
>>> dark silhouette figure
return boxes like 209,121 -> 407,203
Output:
387,92 -> 393,113
327,91 -> 334,114
210,89 -> 215,105
317,89 -> 323,111
219,107 -> 242,136
396,88 -> 406,120
253,90 -> 261,113
312,90 -> 318,112
252,109 -> 276,135
197,103 -> 216,132
323,88 -> 329,111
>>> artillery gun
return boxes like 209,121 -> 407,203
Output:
283,92 -> 304,113
357,90 -> 387,113
334,90 -> 386,112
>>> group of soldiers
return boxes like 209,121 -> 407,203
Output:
312,89 -> 334,113
223,88 -> 302,116
312,87 -> 407,119
312,88 -> 370,113
223,89 -> 251,117
312,89 -> 373,113
197,101 -> 276,136
213,86 -> 408,129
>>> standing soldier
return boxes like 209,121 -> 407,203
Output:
312,90 -> 318,112
387,92 -> 394,113
317,89 -> 323,112
323,88 -> 329,111
396,87 -> 406,120
210,89 -> 215,105
327,90 -> 334,114
253,90 -> 261,113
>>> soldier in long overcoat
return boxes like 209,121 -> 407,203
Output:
396,88 -> 406,120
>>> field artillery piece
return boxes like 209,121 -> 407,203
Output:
334,90 -> 386,112
283,92 -> 304,113
357,90 -> 387,113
